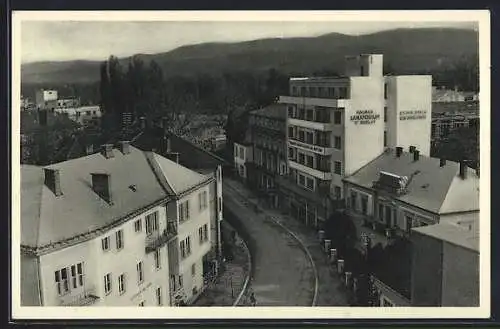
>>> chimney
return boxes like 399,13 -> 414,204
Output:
101,144 -> 114,159
91,173 -> 113,204
459,161 -> 468,179
118,141 -> 130,155
140,117 -> 146,130
413,150 -> 420,162
409,146 -> 416,153
396,147 -> 403,158
440,158 -> 446,167
44,168 -> 62,196
86,144 -> 94,155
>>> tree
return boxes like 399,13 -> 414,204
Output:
432,125 -> 479,168
324,210 -> 358,259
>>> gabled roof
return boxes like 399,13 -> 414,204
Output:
344,148 -> 479,214
21,146 -> 212,250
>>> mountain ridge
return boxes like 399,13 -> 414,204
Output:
21,27 -> 478,85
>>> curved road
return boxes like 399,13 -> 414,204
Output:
223,182 -> 316,306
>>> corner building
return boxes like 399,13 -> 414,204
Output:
278,54 -> 432,229
20,143 -> 220,306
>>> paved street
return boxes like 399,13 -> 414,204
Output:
224,177 -> 349,306
223,180 -> 315,306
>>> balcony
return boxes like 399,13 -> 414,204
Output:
288,118 -> 334,132
289,160 -> 333,180
145,221 -> 178,253
288,139 -> 335,155
58,285 -> 99,306
279,95 -> 347,108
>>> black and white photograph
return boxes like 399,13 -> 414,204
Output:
11,10 -> 490,320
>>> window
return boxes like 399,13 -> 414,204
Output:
384,131 -> 387,147
137,261 -> 144,284
291,87 -> 297,96
306,155 -> 314,168
306,109 -> 314,121
139,301 -> 145,307
191,264 -> 196,277
334,161 -> 342,175
54,268 -> 70,295
70,265 -> 78,289
199,226 -> 204,244
154,249 -> 161,269
361,195 -> 368,215
298,130 -> 305,142
384,106 -> 388,122
77,263 -> 84,286
134,219 -> 142,232
334,186 -> 342,200
360,65 -> 365,76
333,111 -> 342,125
104,273 -> 112,294
145,211 -> 159,235
288,126 -> 294,138
179,275 -> 184,288
218,197 -> 222,213
350,191 -> 357,211
179,201 -> 190,223
378,204 -> 384,222
199,191 -> 208,211
288,147 -> 294,159
156,287 -> 163,306
298,153 -> 305,165
234,145 -> 239,158
298,174 -> 305,187
306,177 -> 314,190
180,236 -> 192,259
118,273 -> 126,294
334,136 -> 342,149
384,83 -> 388,99
115,229 -> 124,250
101,236 -> 110,251
239,147 -> 245,160
306,131 -> 314,144
203,224 -> 208,242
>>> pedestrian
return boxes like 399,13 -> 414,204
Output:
250,292 -> 256,306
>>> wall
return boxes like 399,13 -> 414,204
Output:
21,254 -> 41,306
38,203 -> 171,307
410,231 -> 443,306
441,242 -> 479,306
176,185 -> 212,302
387,76 -> 432,156
344,76 -> 385,177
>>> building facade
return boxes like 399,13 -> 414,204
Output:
21,143 -> 218,306
35,89 -> 58,110
411,219 -> 479,307
246,104 -> 288,208
233,141 -> 253,180
277,54 -> 432,229
54,105 -> 102,127
342,147 -> 479,306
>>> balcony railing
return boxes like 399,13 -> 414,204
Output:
145,221 -> 178,253
58,285 -> 99,306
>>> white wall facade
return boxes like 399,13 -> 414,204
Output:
176,184 -> 212,303
385,76 -> 432,156
38,203 -> 172,307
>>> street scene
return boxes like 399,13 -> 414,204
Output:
15,11 -> 485,317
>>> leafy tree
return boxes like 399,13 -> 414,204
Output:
432,125 -> 479,168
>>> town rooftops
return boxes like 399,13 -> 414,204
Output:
21,145 -> 213,252
250,103 -> 287,120
344,148 -> 480,214
412,221 -> 479,252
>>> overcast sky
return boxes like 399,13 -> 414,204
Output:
21,20 -> 476,63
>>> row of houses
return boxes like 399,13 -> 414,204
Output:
21,119 -> 226,307
233,54 -> 480,307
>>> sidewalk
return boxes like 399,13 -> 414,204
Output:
225,178 -> 349,306
192,222 -> 250,306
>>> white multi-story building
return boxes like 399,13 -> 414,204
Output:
277,54 -> 432,229
54,105 -> 102,126
35,89 -> 58,110
21,143 -> 219,306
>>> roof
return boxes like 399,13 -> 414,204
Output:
412,221 -> 479,252
21,146 -> 212,250
250,103 -> 287,120
344,148 -> 479,214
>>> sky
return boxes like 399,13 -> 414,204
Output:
20,20 -> 477,63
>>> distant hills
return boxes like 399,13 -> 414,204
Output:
21,27 -> 478,85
